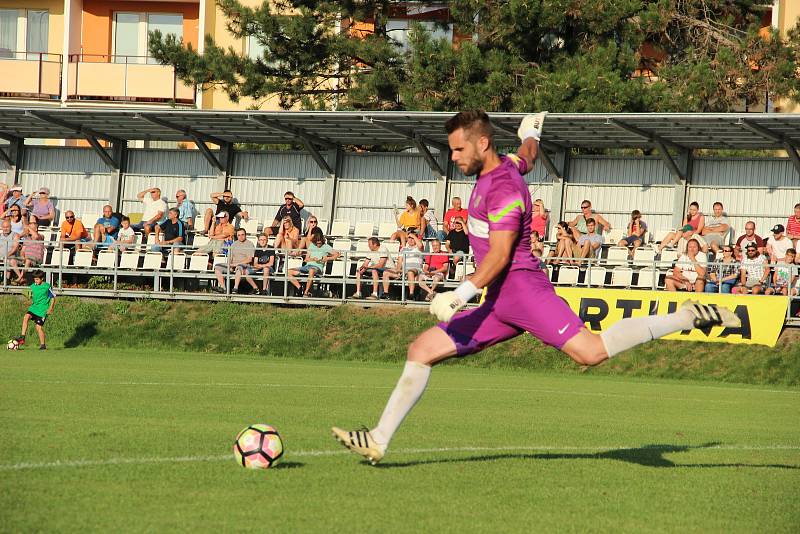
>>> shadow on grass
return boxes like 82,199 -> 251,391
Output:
374,443 -> 800,470
63,321 -> 99,348
273,461 -> 304,469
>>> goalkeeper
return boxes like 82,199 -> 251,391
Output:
332,110 -> 740,465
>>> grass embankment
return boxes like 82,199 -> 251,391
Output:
1,295 -> 797,386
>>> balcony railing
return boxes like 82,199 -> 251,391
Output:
67,54 -> 196,105
0,51 -> 62,100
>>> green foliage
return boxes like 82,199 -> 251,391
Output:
149,0 -> 800,112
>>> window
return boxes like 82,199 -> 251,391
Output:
246,34 -> 267,60
0,9 -> 49,59
386,19 -> 452,53
113,12 -> 183,64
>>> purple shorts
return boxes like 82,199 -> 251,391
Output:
439,269 -> 584,356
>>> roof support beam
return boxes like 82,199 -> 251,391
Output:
190,134 -> 226,172
0,131 -> 21,143
738,119 -> 800,176
0,146 -> 12,167
247,115 -> 337,149
607,119 -> 686,183
412,133 -> 445,178
26,111 -> 122,170
137,114 -> 227,147
364,117 -> 449,153
302,137 -> 334,175
784,142 -> 800,177
538,149 -> 563,180
85,135 -> 118,170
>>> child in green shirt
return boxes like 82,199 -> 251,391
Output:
14,269 -> 56,350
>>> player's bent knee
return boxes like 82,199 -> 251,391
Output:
561,330 -> 608,367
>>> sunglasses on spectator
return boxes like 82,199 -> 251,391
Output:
222,195 -> 232,200
581,204 -> 590,209
285,197 -> 294,201
722,248 -> 732,253
309,220 -> 317,224
65,215 -> 75,219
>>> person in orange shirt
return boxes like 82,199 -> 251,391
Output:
59,210 -> 90,261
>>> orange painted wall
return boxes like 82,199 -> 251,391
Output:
81,0 -> 198,58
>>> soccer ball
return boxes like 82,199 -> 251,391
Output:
233,424 -> 283,469
6,339 -> 18,351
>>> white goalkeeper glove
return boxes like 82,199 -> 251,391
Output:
517,112 -> 548,141
429,280 -> 480,322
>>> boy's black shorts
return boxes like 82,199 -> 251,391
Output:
26,312 -> 47,326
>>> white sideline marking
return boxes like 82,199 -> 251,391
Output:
8,379 -> 764,405
2,444 -> 798,472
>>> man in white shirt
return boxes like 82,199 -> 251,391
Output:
766,224 -> 793,263
352,237 -> 393,300
133,187 -> 168,238
739,242 -> 769,294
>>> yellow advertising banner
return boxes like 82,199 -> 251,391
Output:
553,287 -> 788,347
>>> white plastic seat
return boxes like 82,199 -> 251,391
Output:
384,241 -> 400,253
605,246 -> 629,267
79,213 -> 99,227
585,266 -> 607,287
632,247 -> 656,267
332,238 -> 352,252
96,250 -> 117,269
192,234 -> 210,249
46,248 -> 68,267
353,222 -> 375,237
548,226 -> 560,243
329,220 -> 350,237
660,249 -> 679,268
555,266 -> 579,285
212,254 -> 228,268
287,256 -> 303,271
119,251 -> 140,269
634,267 -> 658,289
73,249 -> 94,268
316,220 -> 328,234
142,252 -> 163,270
355,239 -> 371,253
546,264 -> 554,281
609,267 -> 633,287
378,222 -> 396,239
188,253 -> 210,272
541,244 -> 551,258
653,228 -> 673,244
166,252 -> 186,271
329,260 -> 346,278
606,228 -> 624,244
241,218 -> 260,235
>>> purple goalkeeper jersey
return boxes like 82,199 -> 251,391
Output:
466,155 -> 539,272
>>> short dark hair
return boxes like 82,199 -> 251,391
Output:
236,228 -> 247,235
689,201 -> 699,209
586,217 -> 596,225
121,216 -> 130,223
284,191 -> 295,197
406,196 -> 417,210
795,203 -> 800,209
223,189 -> 232,194
368,237 -> 380,246
419,199 -> 429,208
169,208 -> 179,217
32,269 -> 45,279
787,248 -> 797,255
311,226 -> 324,242
444,110 -> 494,143
713,201 -> 723,208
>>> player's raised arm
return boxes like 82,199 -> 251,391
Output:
507,112 -> 547,174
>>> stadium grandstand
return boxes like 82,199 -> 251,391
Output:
0,107 -> 798,326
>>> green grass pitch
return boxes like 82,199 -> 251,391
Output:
1,348 -> 798,532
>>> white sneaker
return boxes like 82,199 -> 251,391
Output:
331,427 -> 385,465
681,300 -> 741,329
351,292 -> 363,299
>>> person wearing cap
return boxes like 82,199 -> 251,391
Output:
133,187 -> 168,238
195,211 -> 234,255
766,224 -> 793,264
4,185 -> 27,216
738,242 -> 769,294
23,187 -> 55,227
786,202 -> 800,249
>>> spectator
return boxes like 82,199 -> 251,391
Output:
700,202 -> 730,256
734,221 -> 764,260
418,199 -> 443,241
787,203 -> 800,248
298,215 -> 320,250
530,198 -> 548,239
133,187 -> 167,236
617,210 -> 647,257
213,228 -> 255,294
766,224 -> 793,263
568,200 -> 612,241
243,234 -> 275,295
23,187 -> 55,227
204,190 -> 250,234
352,237 -> 392,300
443,197 -> 468,234
658,201 -> 705,254
113,216 -> 136,252
767,248 -> 798,296
1,219 -> 19,281
391,196 -> 422,247
4,185 -> 27,216
175,189 -> 197,231
530,230 -> 544,258
573,218 -> 604,260
10,222 -> 44,285
3,205 -> 24,235
196,212 -> 235,255
382,232 -> 424,299
445,216 -> 469,269
152,208 -> 185,257
92,205 -> 120,248
738,242 -> 769,294
275,216 -> 301,252
59,210 -> 89,257
704,245 -> 738,294
418,239 -> 449,301
288,227 -> 339,297
264,191 -> 302,236
665,238 -> 706,292
553,220 -> 576,265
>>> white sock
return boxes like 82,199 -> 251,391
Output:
371,361 -> 431,448
600,308 -> 694,358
